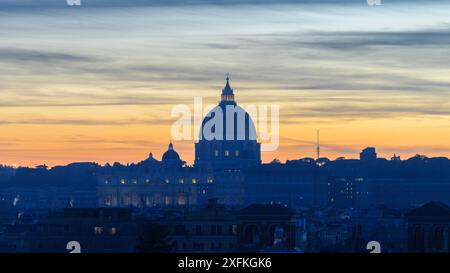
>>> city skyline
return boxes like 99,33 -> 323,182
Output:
1,0 -> 450,167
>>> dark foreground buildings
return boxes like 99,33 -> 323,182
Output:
406,202 -> 450,252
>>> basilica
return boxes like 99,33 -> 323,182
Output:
97,77 -> 326,209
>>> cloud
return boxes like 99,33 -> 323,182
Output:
0,116 -> 177,125
0,48 -> 96,63
300,29 -> 450,50
0,0 -> 385,10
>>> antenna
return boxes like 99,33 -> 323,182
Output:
316,130 -> 320,160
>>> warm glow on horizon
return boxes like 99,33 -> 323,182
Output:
1,2 -> 450,167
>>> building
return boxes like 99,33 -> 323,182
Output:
237,204 -> 300,251
164,200 -> 303,252
360,147 -> 377,161
195,76 -> 261,170
406,202 -> 450,253
97,143 -> 213,208
97,77 -> 323,209
27,208 -> 137,253
167,199 -> 238,252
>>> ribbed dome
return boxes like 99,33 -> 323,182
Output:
199,76 -> 257,142
162,143 -> 181,164
195,76 -> 261,170
200,104 -> 257,142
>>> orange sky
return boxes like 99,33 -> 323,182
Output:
1,3 -> 450,167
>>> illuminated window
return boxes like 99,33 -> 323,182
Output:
132,179 -> 137,184
165,178 -> 170,183
165,196 -> 171,206
235,150 -> 239,157
179,178 -> 184,184
225,150 -> 230,157
104,178 -> 110,185
177,195 -> 186,206
191,178 -> 197,184
207,176 -> 214,184
214,150 -> 219,157
145,178 -> 150,184
94,226 -> 104,235
120,179 -> 126,185
105,196 -> 112,207
110,227 -> 117,236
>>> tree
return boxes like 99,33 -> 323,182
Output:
136,222 -> 174,253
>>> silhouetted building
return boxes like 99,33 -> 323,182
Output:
28,208 -> 137,253
406,202 -> 450,253
237,204 -> 299,251
167,199 -> 238,252
161,201 -> 303,252
360,147 -> 377,161
195,76 -> 261,170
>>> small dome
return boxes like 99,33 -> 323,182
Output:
162,143 -> 182,166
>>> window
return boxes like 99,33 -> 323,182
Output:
196,225 -> 202,235
94,226 -> 104,235
191,178 -> 197,184
235,150 -> 239,157
214,150 -> 219,157
225,150 -> 230,157
104,178 -> 110,185
110,227 -> 117,235
207,176 -> 214,184
120,179 -> 126,185
132,179 -> 137,184
177,195 -> 186,206
165,178 -> 170,183
217,225 -> 222,235
145,178 -> 150,184
178,178 -> 184,184
105,196 -> 112,207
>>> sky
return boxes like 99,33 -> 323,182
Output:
1,0 -> 450,167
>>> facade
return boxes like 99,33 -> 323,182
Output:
406,202 -> 450,253
164,200 -> 302,252
0,208 -> 137,253
167,199 -> 239,252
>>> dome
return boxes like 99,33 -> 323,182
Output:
199,76 -> 257,142
195,76 -> 261,170
162,143 -> 182,167
200,104 -> 257,141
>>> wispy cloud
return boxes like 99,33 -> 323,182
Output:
0,48 -> 96,63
